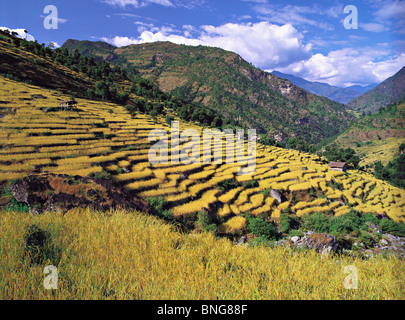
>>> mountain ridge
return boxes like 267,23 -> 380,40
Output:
62,39 -> 354,145
271,70 -> 378,104
347,66 -> 405,114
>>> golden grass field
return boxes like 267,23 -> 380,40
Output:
1,208 -> 404,300
1,76 -> 405,227
1,74 -> 405,301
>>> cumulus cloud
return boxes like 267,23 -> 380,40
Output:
101,22 -> 312,69
1,27 -> 61,49
0,27 -> 35,41
276,47 -> 405,87
201,23 -> 312,68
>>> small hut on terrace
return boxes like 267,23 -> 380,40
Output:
328,161 -> 347,172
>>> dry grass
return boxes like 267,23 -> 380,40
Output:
1,75 -> 405,224
0,208 -> 403,300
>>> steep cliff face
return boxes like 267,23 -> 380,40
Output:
240,66 -> 312,106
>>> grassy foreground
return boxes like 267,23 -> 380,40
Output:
0,208 -> 404,300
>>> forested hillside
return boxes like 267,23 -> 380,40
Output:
348,66 -> 405,114
62,40 -> 355,145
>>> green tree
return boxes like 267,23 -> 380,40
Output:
95,81 -> 110,100
323,144 -> 360,168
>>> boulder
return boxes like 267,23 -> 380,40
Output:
380,238 -> 389,246
290,236 -> 300,244
306,233 -> 338,254
8,174 -> 150,215
9,175 -> 50,214
270,189 -> 282,204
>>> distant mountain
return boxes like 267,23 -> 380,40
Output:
348,66 -> 405,114
271,71 -> 378,104
347,84 -> 379,95
62,39 -> 354,144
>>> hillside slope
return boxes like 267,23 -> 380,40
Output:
62,40 -> 354,144
271,70 -> 377,104
0,33 -> 403,222
0,36 -> 92,96
332,99 -> 405,167
1,74 -> 404,223
348,66 -> 405,114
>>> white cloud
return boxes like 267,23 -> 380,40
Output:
1,27 -> 60,49
375,0 -> 405,20
102,0 -> 173,8
39,15 -> 69,24
199,23 -> 312,68
101,0 -> 203,8
57,18 -> 69,24
373,0 -> 405,33
251,3 -> 336,31
0,27 -> 35,41
101,22 -> 312,69
360,22 -> 388,32
276,47 -> 405,87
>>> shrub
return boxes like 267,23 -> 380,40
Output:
361,212 -> 380,225
245,214 -> 281,241
243,180 -> 259,189
147,196 -> 167,215
248,235 -> 272,247
217,178 -> 240,192
289,229 -> 304,237
328,210 -> 365,236
146,197 -> 174,222
165,115 -> 175,125
379,219 -> 405,237
23,224 -> 61,266
299,210 -> 405,241
301,212 -> 330,234
279,213 -> 300,234
89,170 -> 112,180
195,210 -> 217,233
150,110 -> 158,120
93,121 -> 107,128
360,231 -> 375,249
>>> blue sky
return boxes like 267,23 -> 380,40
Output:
1,0 -> 404,87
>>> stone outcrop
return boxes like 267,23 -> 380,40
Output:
270,189 -> 282,204
306,233 -> 339,254
8,174 -> 150,215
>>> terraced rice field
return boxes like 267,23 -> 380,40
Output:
1,76 -> 404,228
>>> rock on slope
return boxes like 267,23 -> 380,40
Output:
8,174 -> 150,214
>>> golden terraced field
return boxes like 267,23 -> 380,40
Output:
1,76 -> 404,227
